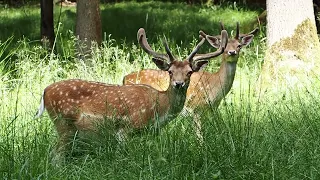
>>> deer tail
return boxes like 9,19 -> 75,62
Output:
34,91 -> 45,119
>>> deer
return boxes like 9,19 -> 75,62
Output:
35,28 -> 228,155
123,22 -> 258,141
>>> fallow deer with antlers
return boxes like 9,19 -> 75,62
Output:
123,22 -> 258,140
35,28 -> 228,154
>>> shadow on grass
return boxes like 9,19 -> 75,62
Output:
55,2 -> 224,47
0,2 -> 242,45
99,2 -> 222,46
1,15 -> 40,43
0,2 -> 260,75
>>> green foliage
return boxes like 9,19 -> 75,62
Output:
2,2 -> 320,179
0,2 -> 259,44
0,1 -> 260,75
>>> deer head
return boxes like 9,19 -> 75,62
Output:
137,28 -> 227,90
123,29 -> 229,91
200,22 -> 258,62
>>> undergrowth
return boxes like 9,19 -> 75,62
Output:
1,2 -> 320,180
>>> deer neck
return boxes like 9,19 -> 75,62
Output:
157,85 -> 188,122
217,59 -> 237,95
168,85 -> 188,114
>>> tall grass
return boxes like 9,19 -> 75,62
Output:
1,2 -> 320,179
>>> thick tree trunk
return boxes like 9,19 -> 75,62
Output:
267,0 -> 315,46
76,0 -> 102,59
40,0 -> 55,49
259,0 -> 320,93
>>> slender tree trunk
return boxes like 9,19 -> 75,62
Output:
40,0 -> 55,49
76,0 -> 102,59
259,0 -> 320,93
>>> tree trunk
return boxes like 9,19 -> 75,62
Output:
76,0 -> 102,59
40,0 -> 55,49
259,0 -> 320,93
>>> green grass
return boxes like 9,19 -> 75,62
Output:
0,1 -> 262,68
1,1 -> 320,179
0,2 -> 261,43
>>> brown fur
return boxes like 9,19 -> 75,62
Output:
123,26 -> 255,142
123,35 -> 254,109
36,60 -> 202,154
36,28 -> 225,155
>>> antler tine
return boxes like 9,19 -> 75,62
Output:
219,21 -> 225,30
239,27 -> 260,38
200,30 -> 221,40
192,30 -> 228,62
137,28 -> 169,61
200,21 -> 225,39
187,37 -> 206,63
199,20 -> 225,40
199,30 -> 207,39
235,22 -> 240,39
219,30 -> 228,49
162,36 -> 175,62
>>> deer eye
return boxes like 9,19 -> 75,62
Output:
168,70 -> 173,76
237,45 -> 242,49
187,71 -> 193,76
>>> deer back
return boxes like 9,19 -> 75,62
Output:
43,79 -> 172,129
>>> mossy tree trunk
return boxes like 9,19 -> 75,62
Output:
259,0 -> 320,94
76,0 -> 102,60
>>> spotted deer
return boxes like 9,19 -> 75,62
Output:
123,22 -> 258,140
35,28 -> 228,153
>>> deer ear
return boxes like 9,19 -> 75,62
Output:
206,36 -> 220,49
152,58 -> 170,71
192,60 -> 208,72
241,34 -> 254,47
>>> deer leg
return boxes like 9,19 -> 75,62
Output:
193,113 -> 204,144
115,128 -> 128,142
52,116 -> 78,157
182,107 -> 204,143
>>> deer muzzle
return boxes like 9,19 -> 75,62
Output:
173,81 -> 186,88
227,50 -> 237,56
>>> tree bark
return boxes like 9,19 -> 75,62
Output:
40,0 -> 55,49
267,0 -> 315,46
259,0 -> 320,93
76,0 -> 102,59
